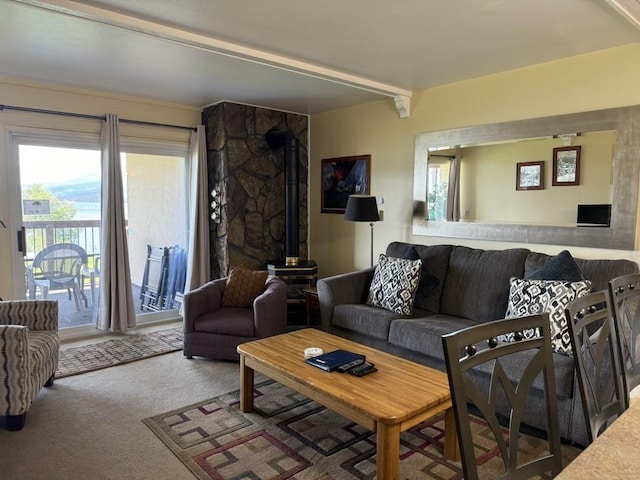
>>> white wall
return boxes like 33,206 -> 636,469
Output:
310,44 -> 640,278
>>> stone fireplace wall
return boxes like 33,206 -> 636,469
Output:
202,102 -> 309,279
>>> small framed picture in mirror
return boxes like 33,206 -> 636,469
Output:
552,146 -> 581,186
516,161 -> 544,191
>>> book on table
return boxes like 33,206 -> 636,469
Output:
305,349 -> 366,372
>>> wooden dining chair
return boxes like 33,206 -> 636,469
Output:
441,313 -> 563,480
565,289 -> 627,443
609,273 -> 640,408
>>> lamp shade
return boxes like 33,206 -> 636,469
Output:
344,195 -> 379,222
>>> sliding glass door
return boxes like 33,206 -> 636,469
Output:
11,132 -> 189,333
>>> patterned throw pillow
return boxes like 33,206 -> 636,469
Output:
222,268 -> 269,308
366,254 -> 422,315
498,278 -> 592,356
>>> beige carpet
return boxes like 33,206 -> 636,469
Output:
0,351 -> 240,480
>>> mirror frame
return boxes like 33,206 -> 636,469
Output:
413,105 -> 640,250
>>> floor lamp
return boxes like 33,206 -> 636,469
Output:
344,195 -> 380,267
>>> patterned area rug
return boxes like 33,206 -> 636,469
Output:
143,380 -> 581,480
56,327 -> 183,378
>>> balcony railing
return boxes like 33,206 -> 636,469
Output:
24,220 -> 101,259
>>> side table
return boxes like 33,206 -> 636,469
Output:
302,287 -> 320,327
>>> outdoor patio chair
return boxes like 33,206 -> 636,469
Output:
26,243 -> 88,311
164,245 -> 186,310
139,245 -> 170,311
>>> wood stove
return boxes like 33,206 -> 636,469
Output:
265,127 -> 317,324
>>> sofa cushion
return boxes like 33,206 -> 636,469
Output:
366,254 -> 422,315
525,252 -> 639,292
333,303 -> 399,340
222,268 -> 268,308
526,250 -> 584,282
386,242 -> 453,313
440,246 -> 529,323
388,314 -> 478,361
500,278 -> 592,356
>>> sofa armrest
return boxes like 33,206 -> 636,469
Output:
182,278 -> 226,332
0,300 -> 58,331
317,267 -> 375,331
253,278 -> 288,338
0,325 -> 30,415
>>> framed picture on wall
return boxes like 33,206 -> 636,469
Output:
552,146 -> 581,186
321,155 -> 371,213
516,161 -> 544,191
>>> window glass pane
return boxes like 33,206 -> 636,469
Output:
19,144 -> 101,329
121,152 -> 188,317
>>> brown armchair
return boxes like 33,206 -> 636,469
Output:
183,276 -> 288,361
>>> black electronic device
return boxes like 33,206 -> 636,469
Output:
305,349 -> 366,372
577,204 -> 611,227
337,358 -> 366,372
347,362 -> 377,377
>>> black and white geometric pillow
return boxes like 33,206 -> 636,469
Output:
498,277 -> 592,356
366,254 -> 422,315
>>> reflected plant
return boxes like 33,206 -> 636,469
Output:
427,182 -> 448,221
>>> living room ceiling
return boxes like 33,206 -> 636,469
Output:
1,0 -> 640,116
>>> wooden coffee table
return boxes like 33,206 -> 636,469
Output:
237,328 -> 458,480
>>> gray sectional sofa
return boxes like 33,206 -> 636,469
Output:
317,241 -> 639,446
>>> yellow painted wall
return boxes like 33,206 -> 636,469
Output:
459,130 -> 614,224
0,77 -> 200,298
310,44 -> 640,278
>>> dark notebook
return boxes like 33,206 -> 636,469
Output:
305,349 -> 365,372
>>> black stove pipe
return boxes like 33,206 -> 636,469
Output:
266,127 -> 299,265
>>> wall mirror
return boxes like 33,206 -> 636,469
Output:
413,105 -> 640,250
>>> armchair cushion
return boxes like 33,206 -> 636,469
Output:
193,308 -> 255,336
222,268 -> 269,308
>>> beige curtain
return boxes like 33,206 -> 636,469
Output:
97,114 -> 136,332
184,125 -> 211,293
446,155 -> 461,222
